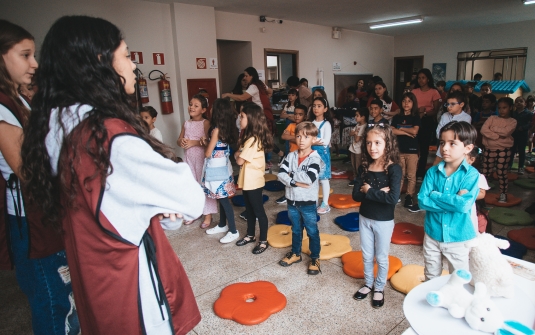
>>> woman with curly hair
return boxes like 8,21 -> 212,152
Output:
20,16 -> 204,335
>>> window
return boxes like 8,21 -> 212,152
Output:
457,48 -> 527,81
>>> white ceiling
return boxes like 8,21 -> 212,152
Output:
144,0 -> 535,36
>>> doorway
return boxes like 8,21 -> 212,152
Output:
393,56 -> 424,104
264,49 -> 298,89
217,40 -> 253,94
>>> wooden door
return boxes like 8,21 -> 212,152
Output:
187,78 -> 217,119
394,56 -> 423,105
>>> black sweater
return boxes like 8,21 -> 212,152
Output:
352,164 -> 402,221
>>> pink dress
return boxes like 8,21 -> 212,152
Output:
184,119 -> 217,215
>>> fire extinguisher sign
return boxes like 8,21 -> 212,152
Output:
131,51 -> 143,64
153,53 -> 165,65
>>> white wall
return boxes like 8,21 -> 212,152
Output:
394,20 -> 535,92
217,40 -> 252,93
214,11 -> 394,106
0,0 -> 185,152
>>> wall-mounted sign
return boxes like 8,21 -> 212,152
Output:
153,53 -> 165,65
196,58 -> 207,69
258,70 -> 265,81
130,51 -> 143,64
209,58 -> 218,70
332,62 -> 342,72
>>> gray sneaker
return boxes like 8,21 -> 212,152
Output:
498,193 -> 507,203
518,168 -> 525,175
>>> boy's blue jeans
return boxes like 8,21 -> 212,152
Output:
8,215 -> 80,335
288,203 -> 321,259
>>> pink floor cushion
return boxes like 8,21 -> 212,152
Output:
275,210 -> 320,226
214,281 -> 287,325
484,192 -> 522,207
331,170 -> 353,180
507,228 -> 535,250
341,251 -> 402,280
232,194 -> 269,207
328,194 -> 361,209
264,180 -> 285,192
391,222 -> 424,245
334,213 -> 360,232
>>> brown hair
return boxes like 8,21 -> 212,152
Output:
238,102 -> 273,151
360,124 -> 400,173
0,19 -> 34,123
295,121 -> 318,137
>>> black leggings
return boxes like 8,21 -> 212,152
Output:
243,187 -> 268,241
482,148 -> 512,194
217,198 -> 236,234
417,116 -> 437,178
510,132 -> 528,169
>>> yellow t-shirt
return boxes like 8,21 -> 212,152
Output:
237,137 -> 265,190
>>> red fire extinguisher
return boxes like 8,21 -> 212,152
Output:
149,70 -> 174,114
137,76 -> 149,104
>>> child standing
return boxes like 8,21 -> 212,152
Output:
234,102 -> 273,254
480,97 -> 517,203
348,107 -> 369,187
276,104 -> 307,204
367,99 -> 389,126
202,99 -> 239,243
140,106 -> 163,142
366,82 -> 400,123
433,91 -> 472,165
352,124 -> 402,308
466,147 -> 490,234
308,97 -> 333,214
278,122 -> 324,275
419,121 -> 480,280
280,88 -> 299,123
178,94 -> 216,227
510,96 -> 533,175
391,92 -> 421,211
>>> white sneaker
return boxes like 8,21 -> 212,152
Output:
220,231 -> 240,244
206,225 -> 229,235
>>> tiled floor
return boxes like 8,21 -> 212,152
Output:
1,152 -> 534,335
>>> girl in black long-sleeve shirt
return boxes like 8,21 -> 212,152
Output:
352,124 -> 402,308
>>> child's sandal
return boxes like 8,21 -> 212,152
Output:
252,241 -> 269,254
236,235 -> 256,246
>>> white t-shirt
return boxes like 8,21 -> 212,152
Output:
245,84 -> 263,108
471,173 -> 490,234
150,127 -> 163,142
312,119 -> 332,147
0,98 -> 28,216
349,123 -> 366,154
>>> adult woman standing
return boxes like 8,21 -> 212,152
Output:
411,68 -> 441,182
21,16 -> 204,335
0,19 -> 79,334
230,73 -> 248,115
222,67 -> 274,134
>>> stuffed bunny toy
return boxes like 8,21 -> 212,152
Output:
464,282 -> 504,332
426,269 -> 474,318
466,233 -> 514,298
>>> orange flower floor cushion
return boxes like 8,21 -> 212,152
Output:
301,233 -> 352,260
507,227 -> 535,250
390,264 -> 448,294
328,194 -> 361,209
331,170 -> 353,180
484,192 -> 522,207
341,251 -> 402,280
264,173 -> 278,182
526,166 -> 535,174
213,281 -> 287,325
429,145 -> 437,152
391,222 -> 424,245
267,224 -> 308,248
492,172 -> 519,181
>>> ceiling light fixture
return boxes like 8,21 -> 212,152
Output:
523,0 -> 535,4
369,16 -> 423,29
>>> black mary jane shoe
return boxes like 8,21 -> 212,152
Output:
372,291 -> 384,308
353,285 -> 373,300
252,241 -> 268,254
236,235 -> 256,246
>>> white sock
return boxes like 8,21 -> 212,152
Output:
321,179 -> 330,204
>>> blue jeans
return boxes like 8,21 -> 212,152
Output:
288,204 -> 321,259
359,215 -> 395,291
8,215 -> 80,335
